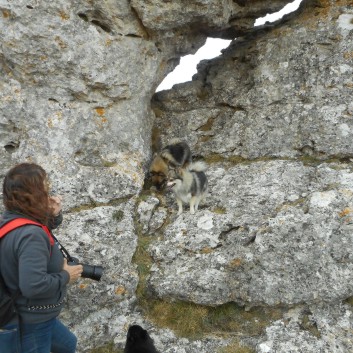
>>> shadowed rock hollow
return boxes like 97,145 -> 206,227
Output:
0,0 -> 352,352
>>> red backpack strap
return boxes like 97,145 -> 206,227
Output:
0,218 -> 55,246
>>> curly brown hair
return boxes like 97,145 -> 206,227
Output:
3,163 -> 52,225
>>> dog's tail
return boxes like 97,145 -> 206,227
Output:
188,161 -> 208,172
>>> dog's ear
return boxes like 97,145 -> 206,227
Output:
149,154 -> 155,165
141,328 -> 149,340
150,153 -> 158,166
167,168 -> 177,180
176,167 -> 183,176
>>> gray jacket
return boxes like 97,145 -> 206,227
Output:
0,211 -> 70,324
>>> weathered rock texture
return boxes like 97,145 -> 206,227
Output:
1,0 -> 353,352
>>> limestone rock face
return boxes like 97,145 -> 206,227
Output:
149,162 -> 353,306
1,0 -> 353,352
149,0 -> 353,351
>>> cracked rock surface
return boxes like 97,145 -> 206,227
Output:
1,0 -> 353,352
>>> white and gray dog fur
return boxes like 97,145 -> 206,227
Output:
167,161 -> 208,215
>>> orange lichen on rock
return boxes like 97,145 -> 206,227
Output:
95,107 -> 105,116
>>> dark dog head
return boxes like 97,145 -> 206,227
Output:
126,324 -> 149,343
124,324 -> 158,353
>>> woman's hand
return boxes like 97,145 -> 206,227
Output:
63,259 -> 83,283
49,195 -> 63,216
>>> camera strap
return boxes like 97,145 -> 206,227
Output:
51,235 -> 75,262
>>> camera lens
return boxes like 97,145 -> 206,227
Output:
81,264 -> 104,281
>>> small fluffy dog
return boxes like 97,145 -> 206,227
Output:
167,161 -> 208,215
124,325 -> 158,353
149,139 -> 192,191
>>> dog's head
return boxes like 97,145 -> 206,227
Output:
149,154 -> 171,191
125,324 -> 158,353
166,167 -> 184,190
126,324 -> 149,343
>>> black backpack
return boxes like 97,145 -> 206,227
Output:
0,218 -> 54,327
0,274 -> 19,327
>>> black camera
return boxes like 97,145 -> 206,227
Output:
68,257 -> 104,282
55,236 -> 104,282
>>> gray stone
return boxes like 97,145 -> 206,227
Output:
1,0 -> 353,352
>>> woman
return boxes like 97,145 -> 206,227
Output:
0,163 -> 83,353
